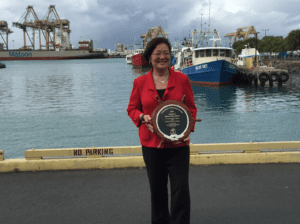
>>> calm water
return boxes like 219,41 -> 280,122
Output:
0,59 -> 299,159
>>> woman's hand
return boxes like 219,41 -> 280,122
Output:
140,114 -> 154,133
174,135 -> 190,145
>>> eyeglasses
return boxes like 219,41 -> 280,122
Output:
153,52 -> 170,56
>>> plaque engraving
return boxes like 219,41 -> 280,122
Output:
150,95 -> 201,142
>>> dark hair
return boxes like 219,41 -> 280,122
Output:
144,37 -> 172,64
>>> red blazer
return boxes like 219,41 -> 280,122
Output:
127,68 -> 197,148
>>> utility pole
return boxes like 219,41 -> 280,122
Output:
255,32 -> 260,67
262,29 -> 269,37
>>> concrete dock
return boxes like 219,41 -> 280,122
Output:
1,163 -> 300,224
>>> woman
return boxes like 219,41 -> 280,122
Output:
127,37 -> 197,224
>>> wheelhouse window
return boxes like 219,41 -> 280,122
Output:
213,49 -> 218,57
206,49 -> 211,57
200,50 -> 205,57
220,49 -> 225,57
226,50 -> 231,57
195,50 -> 205,58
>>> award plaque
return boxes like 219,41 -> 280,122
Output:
150,95 -> 201,142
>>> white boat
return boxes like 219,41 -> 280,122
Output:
126,54 -> 132,64
173,46 -> 193,71
237,46 -> 261,66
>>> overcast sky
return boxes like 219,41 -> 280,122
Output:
2,0 -> 300,51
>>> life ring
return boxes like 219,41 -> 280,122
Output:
279,72 -> 289,82
258,72 -> 269,82
269,72 -> 279,82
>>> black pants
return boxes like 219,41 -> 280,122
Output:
142,146 -> 190,224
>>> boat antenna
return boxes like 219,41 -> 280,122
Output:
208,0 -> 211,33
201,12 -> 203,33
165,17 -> 168,38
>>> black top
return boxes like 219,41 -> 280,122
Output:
157,89 -> 166,100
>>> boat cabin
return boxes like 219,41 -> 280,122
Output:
237,48 -> 260,66
192,47 -> 235,65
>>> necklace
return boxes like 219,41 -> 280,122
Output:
153,72 -> 169,84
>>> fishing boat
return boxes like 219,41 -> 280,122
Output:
237,45 -> 261,67
131,52 -> 150,67
127,47 -> 149,66
178,29 -> 237,85
0,62 -> 6,68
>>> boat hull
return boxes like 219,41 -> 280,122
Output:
181,60 -> 237,85
131,53 -> 150,67
0,50 -> 106,61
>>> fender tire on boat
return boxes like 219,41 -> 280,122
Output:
242,72 -> 247,82
279,72 -> 289,82
237,71 -> 242,81
232,72 -> 238,82
248,73 -> 254,83
254,74 -> 258,85
269,72 -> 279,82
259,72 -> 269,82
245,73 -> 250,83
245,73 -> 251,83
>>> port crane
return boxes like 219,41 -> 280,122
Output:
225,26 -> 258,45
140,26 -> 168,48
12,5 -> 71,50
13,6 -> 40,50
42,5 -> 71,50
0,21 -> 13,50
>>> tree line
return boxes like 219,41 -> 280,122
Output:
232,29 -> 300,54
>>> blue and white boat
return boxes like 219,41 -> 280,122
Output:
176,29 -> 237,85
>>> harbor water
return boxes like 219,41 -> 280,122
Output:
0,59 -> 299,159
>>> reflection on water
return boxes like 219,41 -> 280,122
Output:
192,85 -> 236,112
131,66 -> 151,77
192,75 -> 300,115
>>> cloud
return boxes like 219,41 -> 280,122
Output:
144,12 -> 156,21
62,0 -> 98,12
2,0 -> 300,50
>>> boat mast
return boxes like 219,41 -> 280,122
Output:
201,12 -> 203,34
208,0 -> 211,33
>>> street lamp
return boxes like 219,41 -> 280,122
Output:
255,32 -> 260,67
262,29 -> 269,37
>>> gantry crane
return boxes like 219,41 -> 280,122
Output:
140,26 -> 167,48
12,5 -> 71,51
225,26 -> 258,45
42,5 -> 71,50
13,6 -> 40,50
0,21 -> 13,50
